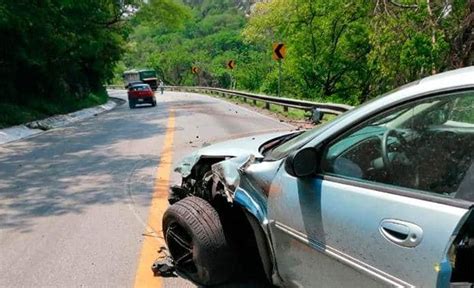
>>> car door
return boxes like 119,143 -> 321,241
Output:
267,90 -> 474,287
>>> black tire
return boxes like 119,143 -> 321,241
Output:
152,100 -> 157,107
163,196 -> 234,286
129,100 -> 135,109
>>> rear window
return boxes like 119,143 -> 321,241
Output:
130,85 -> 149,91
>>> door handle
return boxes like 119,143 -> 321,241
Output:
379,219 -> 423,248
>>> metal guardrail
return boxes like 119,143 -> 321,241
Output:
107,85 -> 353,121
107,85 -> 124,89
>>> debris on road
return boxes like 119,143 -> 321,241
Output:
151,257 -> 177,278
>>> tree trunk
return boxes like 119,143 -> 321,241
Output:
450,0 -> 474,68
426,0 -> 437,75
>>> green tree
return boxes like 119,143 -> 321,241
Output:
244,0 -> 470,103
368,0 -> 468,95
122,0 -> 267,89
121,0 -> 471,105
244,0 -> 372,104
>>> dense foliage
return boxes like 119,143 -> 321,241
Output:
1,0 -> 471,127
124,0 -> 472,104
120,0 -> 267,89
0,0 -> 186,127
0,0 -> 130,126
0,1 -> 130,104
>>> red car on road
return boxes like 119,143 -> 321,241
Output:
127,83 -> 156,109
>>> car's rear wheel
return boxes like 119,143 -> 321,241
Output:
163,196 -> 234,286
152,99 -> 157,107
129,100 -> 135,109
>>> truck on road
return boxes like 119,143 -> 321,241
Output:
123,69 -> 158,91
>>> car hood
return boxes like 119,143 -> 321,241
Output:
175,131 -> 292,177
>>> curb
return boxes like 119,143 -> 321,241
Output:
0,98 -> 122,145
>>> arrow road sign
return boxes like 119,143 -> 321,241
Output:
273,43 -> 286,60
227,60 -> 235,70
192,67 -> 199,74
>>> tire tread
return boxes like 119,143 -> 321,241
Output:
163,196 -> 233,285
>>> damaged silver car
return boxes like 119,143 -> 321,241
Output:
162,67 -> 474,287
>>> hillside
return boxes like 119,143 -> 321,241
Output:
120,0 -> 270,90
120,0 -> 473,105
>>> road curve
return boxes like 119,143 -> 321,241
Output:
0,90 -> 293,287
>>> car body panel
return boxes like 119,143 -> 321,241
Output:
267,170 -> 469,287
174,131 -> 292,177
233,160 -> 284,223
127,84 -> 155,102
170,67 -> 474,287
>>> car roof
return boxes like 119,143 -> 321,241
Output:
378,66 -> 474,104
347,67 -> 474,117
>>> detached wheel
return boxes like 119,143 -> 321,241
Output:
163,196 -> 234,286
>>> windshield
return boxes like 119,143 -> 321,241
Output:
371,107 -> 411,125
264,81 -> 422,160
260,131 -> 304,156
265,121 -> 331,160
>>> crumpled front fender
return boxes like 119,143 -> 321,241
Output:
233,187 -> 267,223
174,152 -> 202,178
210,154 -> 255,201
173,131 -> 293,178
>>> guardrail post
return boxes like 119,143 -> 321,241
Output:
253,99 -> 257,105
243,97 -> 247,103
311,107 -> 323,124
265,102 -> 270,110
283,106 -> 288,113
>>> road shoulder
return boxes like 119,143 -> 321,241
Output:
0,96 -> 124,145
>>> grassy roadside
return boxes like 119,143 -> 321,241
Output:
0,89 -> 108,129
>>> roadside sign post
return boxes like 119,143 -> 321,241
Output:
272,43 -> 286,98
192,66 -> 200,86
278,60 -> 282,98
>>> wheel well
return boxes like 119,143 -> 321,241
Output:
176,157 -> 275,282
212,196 -> 274,283
243,209 -> 274,282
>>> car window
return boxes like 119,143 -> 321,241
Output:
130,85 -> 149,91
265,81 -> 422,160
321,91 -> 474,201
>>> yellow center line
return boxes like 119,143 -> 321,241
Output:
134,110 -> 175,288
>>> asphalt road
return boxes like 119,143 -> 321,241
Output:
0,90 -> 293,288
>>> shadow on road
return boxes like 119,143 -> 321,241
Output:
0,96 -> 239,234
0,101 -> 175,233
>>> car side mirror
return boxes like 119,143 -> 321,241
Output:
285,147 -> 319,177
